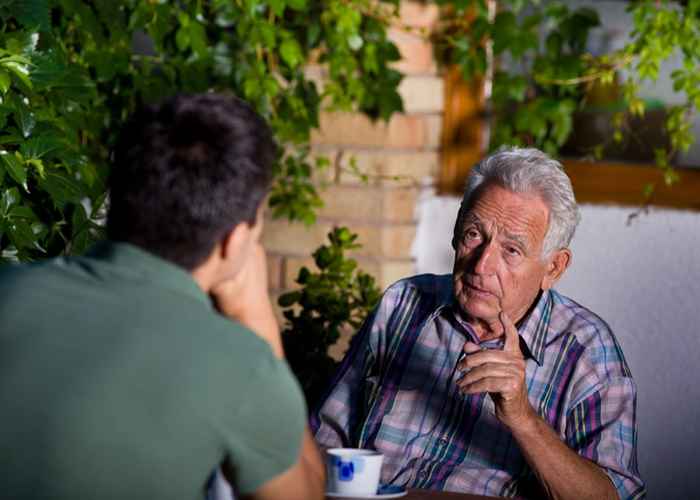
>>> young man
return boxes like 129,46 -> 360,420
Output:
0,94 -> 324,500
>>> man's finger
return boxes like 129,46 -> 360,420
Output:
463,342 -> 481,355
457,363 -> 516,388
458,349 -> 519,371
460,376 -> 512,395
500,311 -> 521,355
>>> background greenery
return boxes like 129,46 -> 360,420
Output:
280,227 -> 381,406
0,0 -> 404,262
3,0 -> 698,263
435,0 -> 700,188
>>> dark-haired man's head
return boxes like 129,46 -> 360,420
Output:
107,93 -> 276,271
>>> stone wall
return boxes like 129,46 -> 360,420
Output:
263,1 -> 441,304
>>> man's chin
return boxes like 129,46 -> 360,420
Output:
458,299 -> 499,325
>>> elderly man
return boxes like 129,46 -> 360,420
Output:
312,148 -> 645,499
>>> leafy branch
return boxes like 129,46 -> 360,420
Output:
433,0 -> 700,185
0,0 -> 405,262
280,226 -> 381,407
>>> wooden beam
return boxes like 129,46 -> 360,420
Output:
563,159 -> 700,211
438,66 -> 486,194
439,65 -> 700,211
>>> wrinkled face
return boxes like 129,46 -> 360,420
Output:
452,183 -> 553,336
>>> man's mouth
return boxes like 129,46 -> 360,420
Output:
465,282 -> 496,298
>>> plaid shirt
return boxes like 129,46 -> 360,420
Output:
311,274 -> 645,499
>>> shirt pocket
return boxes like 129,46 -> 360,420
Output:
374,389 -> 431,483
375,388 -> 431,450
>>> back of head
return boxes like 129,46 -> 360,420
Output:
107,93 -> 276,270
455,147 -> 580,256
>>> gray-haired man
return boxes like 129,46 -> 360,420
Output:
312,148 -> 645,499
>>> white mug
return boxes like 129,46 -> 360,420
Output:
326,448 -> 384,495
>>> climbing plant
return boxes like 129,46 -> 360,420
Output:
0,0 -> 404,262
435,0 -> 700,188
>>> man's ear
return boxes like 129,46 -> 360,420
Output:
541,248 -> 572,290
220,222 -> 252,263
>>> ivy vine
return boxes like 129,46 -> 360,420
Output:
0,0 -> 404,262
436,0 -> 700,191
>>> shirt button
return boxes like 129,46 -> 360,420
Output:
439,437 -> 449,446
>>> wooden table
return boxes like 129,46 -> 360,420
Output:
327,489 -> 503,499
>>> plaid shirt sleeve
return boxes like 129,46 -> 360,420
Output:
566,376 -> 645,500
310,303 -> 382,449
555,298 -> 646,500
311,277 -> 415,449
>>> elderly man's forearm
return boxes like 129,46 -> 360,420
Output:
510,412 -> 618,500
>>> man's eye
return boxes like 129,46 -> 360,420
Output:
464,229 -> 480,240
505,246 -> 521,256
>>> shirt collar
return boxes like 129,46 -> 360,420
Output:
85,241 -> 211,307
514,289 -> 551,366
438,278 -> 551,366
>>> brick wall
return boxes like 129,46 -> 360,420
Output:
264,1 -> 441,315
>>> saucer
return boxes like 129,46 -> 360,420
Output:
326,484 -> 407,498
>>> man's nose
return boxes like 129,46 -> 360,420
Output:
473,241 -> 498,276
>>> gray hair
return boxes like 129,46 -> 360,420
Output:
454,147 -> 580,257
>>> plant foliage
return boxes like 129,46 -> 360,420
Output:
435,0 -> 700,187
0,0 -> 404,262
280,227 -> 381,407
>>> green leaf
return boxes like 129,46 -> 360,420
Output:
0,69 -> 10,94
188,21 -> 209,58
269,0 -> 286,16
664,168 -> 680,186
551,113 -> 573,146
4,31 -> 40,56
14,104 -> 36,139
573,7 -> 600,27
279,290 -> 302,307
287,0 -> 307,10
280,38 -> 303,69
175,26 -> 191,51
6,218 -> 36,250
30,52 -> 96,98
14,0 -> 51,31
4,93 -> 32,137
257,23 -> 277,48
243,77 -> 260,100
314,246 -> 333,268
0,187 -> 20,218
544,2 -> 569,21
0,152 -> 28,190
546,32 -> 563,58
508,77 -> 528,102
20,136 -> 64,160
38,171 -> 84,207
3,61 -> 32,89
70,203 -> 91,255
492,11 -> 518,55
26,158 -> 45,179
8,204 -> 38,221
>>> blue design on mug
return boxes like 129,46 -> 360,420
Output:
338,460 -> 354,481
331,456 -> 365,482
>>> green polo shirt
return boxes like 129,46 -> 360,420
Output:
0,242 -> 306,500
